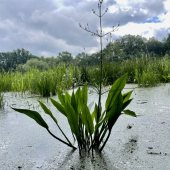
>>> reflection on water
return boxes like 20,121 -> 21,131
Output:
0,84 -> 170,169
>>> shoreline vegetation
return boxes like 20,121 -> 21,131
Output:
0,54 -> 170,97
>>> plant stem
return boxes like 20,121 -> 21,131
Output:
47,128 -> 77,149
56,123 -> 73,146
96,1 -> 103,146
99,130 -> 111,152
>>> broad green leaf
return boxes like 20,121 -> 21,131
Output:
50,98 -> 67,117
92,103 -> 98,122
65,102 -> 79,136
108,92 -> 123,131
75,87 -> 81,113
88,100 -> 94,111
99,110 -> 106,122
71,91 -> 78,115
123,109 -> 136,117
65,91 -> 71,104
123,90 -> 133,103
12,108 -> 48,129
82,105 -> 94,135
81,83 -> 87,106
75,87 -> 80,98
105,73 -> 127,112
122,98 -> 133,110
38,101 -> 58,123
57,87 -> 65,105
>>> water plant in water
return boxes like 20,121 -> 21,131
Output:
162,73 -> 170,82
12,0 -> 136,154
0,90 -> 4,108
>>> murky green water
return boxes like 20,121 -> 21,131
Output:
0,84 -> 170,170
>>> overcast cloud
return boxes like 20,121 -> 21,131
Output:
0,0 -> 169,57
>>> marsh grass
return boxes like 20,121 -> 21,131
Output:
79,55 -> 170,87
134,55 -> 170,87
0,55 -> 170,96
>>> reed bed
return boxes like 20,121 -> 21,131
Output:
0,55 -> 170,97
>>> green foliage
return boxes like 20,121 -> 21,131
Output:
12,74 -> 136,153
12,108 -> 49,129
0,55 -> 170,95
80,65 -> 90,83
134,55 -> 170,87
162,74 -> 170,82
22,58 -> 49,71
0,48 -> 38,72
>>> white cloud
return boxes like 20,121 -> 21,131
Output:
164,0 -> 170,10
40,51 -> 57,57
108,5 -> 118,14
0,0 -> 169,57
140,8 -> 148,14
103,19 -> 169,41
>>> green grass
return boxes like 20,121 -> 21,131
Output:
0,55 -> 170,96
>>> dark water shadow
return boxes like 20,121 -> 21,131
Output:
57,148 -> 118,170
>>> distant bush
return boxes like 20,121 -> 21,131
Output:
22,58 -> 48,71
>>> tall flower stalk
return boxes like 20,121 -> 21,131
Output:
79,0 -> 119,146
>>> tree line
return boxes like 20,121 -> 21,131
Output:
0,34 -> 170,72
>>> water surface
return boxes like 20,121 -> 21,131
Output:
0,84 -> 170,170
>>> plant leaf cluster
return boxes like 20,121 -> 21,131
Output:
12,73 -> 136,153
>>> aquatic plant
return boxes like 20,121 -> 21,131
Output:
0,55 -> 170,95
0,90 -> 4,108
134,55 -> 170,87
162,73 -> 170,82
12,0 -> 136,155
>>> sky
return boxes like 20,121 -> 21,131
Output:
0,0 -> 170,58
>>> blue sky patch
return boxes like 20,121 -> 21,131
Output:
164,11 -> 168,15
140,16 -> 161,24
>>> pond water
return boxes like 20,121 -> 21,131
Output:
0,84 -> 170,170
